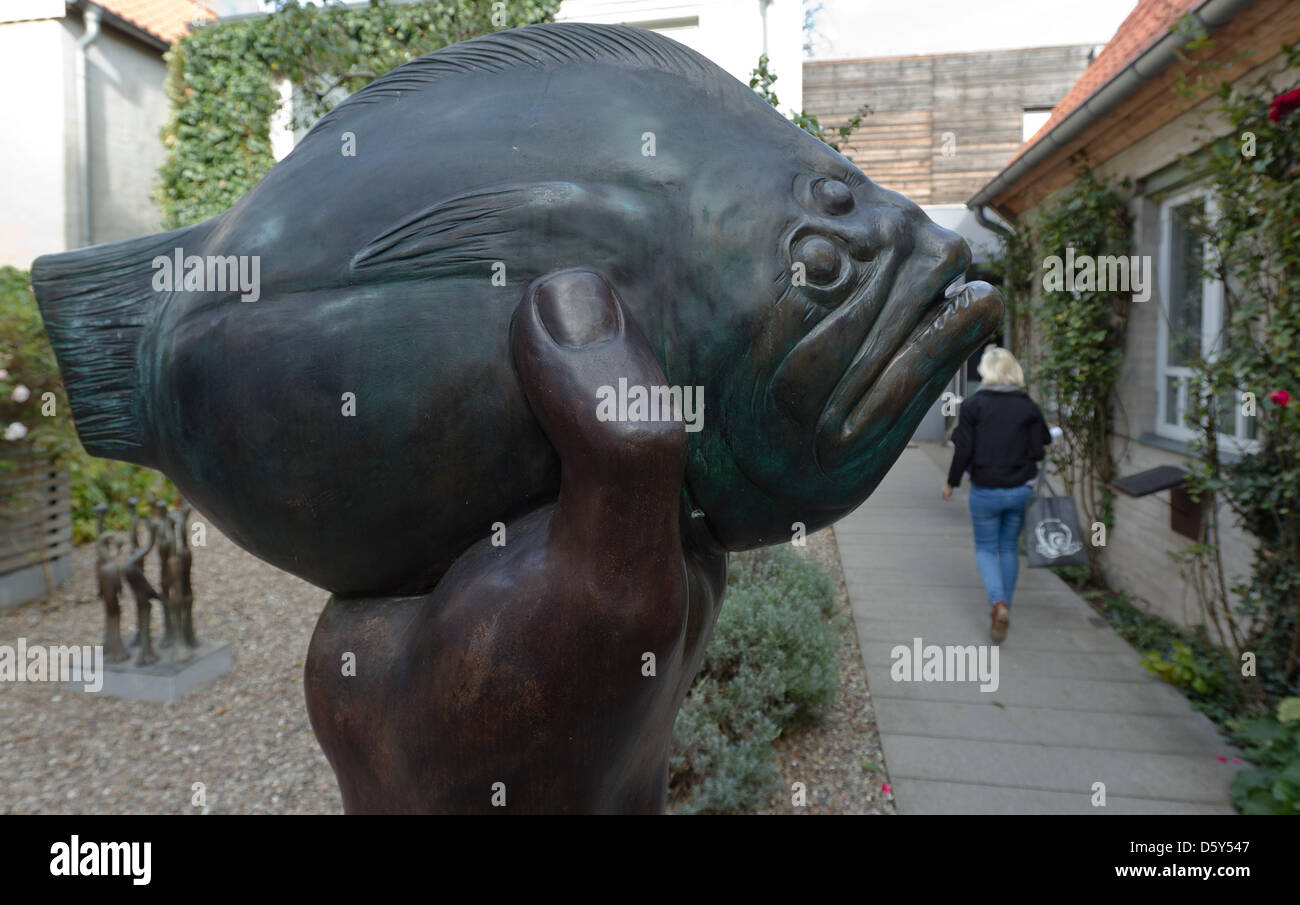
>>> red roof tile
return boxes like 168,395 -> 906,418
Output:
97,0 -> 216,44
1014,0 -> 1201,160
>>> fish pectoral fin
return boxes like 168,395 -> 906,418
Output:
351,181 -> 640,278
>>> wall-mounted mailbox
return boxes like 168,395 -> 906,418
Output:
1108,465 -> 1203,541
1169,484 -> 1206,540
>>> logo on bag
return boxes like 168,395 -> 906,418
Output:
1034,519 -> 1083,559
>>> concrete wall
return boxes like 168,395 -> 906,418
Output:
0,17 -> 70,267
81,15 -> 171,245
0,8 -> 168,268
59,14 -> 82,253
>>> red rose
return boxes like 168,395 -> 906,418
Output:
1268,389 -> 1291,407
1268,88 -> 1300,123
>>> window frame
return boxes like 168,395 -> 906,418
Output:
1154,186 -> 1258,453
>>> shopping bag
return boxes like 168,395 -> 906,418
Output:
1024,469 -> 1090,568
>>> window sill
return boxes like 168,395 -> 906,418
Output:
1136,431 -> 1193,456
1132,431 -> 1247,466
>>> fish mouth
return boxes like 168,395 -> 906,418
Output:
815,277 -> 1002,472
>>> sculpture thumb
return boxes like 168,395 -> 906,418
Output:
508,269 -> 686,494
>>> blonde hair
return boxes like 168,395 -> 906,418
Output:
977,346 -> 1025,388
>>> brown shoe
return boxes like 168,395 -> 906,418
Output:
990,601 -> 1010,643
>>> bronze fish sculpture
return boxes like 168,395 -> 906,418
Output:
32,22 -> 1002,598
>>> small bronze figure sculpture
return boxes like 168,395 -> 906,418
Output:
93,504 -> 130,665
151,499 -> 181,652
170,502 -> 198,651
33,25 -> 1002,811
122,497 -> 164,666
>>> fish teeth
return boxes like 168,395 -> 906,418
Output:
944,278 -> 968,299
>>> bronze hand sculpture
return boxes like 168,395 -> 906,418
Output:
306,273 -> 726,812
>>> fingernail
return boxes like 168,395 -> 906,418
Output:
534,272 -> 619,348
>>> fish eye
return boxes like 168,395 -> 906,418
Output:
793,234 -> 843,286
812,178 -> 854,215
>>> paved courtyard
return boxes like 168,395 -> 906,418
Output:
834,444 -> 1241,814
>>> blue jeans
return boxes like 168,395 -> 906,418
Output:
968,483 -> 1033,607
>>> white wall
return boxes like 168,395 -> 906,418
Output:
0,0 -> 65,23
205,0 -> 267,15
558,0 -> 803,113
82,17 -> 171,245
0,9 -> 170,268
0,16 -> 70,268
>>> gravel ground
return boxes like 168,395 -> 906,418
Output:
0,525 -> 341,815
0,521 -> 892,815
757,528 -> 896,815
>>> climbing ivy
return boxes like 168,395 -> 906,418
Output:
992,219 -> 1037,365
1172,43 -> 1300,705
157,0 -> 561,229
1013,165 -> 1133,577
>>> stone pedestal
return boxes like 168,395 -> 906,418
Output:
79,642 -> 233,701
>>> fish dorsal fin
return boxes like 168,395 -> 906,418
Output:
309,23 -> 716,138
351,181 -> 652,279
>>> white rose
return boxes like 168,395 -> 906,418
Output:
11,384 -> 31,404
4,422 -> 28,441
0,369 -> 8,379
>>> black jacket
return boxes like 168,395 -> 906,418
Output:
946,387 -> 1053,489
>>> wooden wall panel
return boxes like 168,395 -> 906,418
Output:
804,44 -> 1095,204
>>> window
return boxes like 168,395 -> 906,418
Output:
1021,109 -> 1052,144
1155,188 -> 1257,449
629,17 -> 703,53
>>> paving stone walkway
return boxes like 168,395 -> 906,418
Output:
834,444 -> 1241,814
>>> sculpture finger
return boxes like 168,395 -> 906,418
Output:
509,269 -> 687,549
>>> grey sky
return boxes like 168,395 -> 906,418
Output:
808,0 -> 1141,59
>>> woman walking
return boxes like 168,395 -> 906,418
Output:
940,347 -> 1054,643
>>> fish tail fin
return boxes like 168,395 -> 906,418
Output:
30,225 -> 196,465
